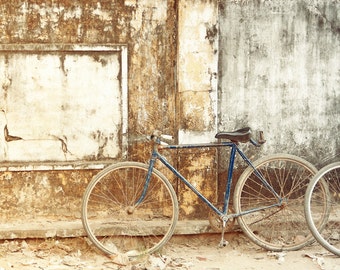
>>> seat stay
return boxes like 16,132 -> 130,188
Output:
236,148 -> 282,202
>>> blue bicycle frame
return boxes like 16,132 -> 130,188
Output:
137,138 -> 283,221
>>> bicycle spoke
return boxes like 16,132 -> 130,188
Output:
81,162 -> 178,257
234,154 -> 319,251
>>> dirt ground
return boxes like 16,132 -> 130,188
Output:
0,233 -> 338,270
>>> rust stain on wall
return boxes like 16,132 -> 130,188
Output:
0,1 -> 136,43
0,0 -> 183,225
0,170 -> 99,221
176,148 -> 217,219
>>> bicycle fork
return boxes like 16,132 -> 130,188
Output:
134,156 -> 157,206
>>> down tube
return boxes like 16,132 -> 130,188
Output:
157,153 -> 222,216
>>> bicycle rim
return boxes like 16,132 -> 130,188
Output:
305,162 -> 340,256
81,162 -> 178,258
234,154 -> 320,251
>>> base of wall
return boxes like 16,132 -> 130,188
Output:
0,219 -> 217,240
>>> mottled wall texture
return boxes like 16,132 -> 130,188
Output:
218,0 -> 339,168
0,0 -> 339,231
0,0 -> 180,227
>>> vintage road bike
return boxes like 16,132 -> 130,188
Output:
304,161 -> 340,256
81,127 -> 327,258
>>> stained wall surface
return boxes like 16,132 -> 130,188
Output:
0,0 -> 180,224
218,0 -> 339,166
0,0 -> 339,228
0,44 -> 126,162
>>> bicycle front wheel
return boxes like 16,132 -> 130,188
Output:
234,154 -> 321,251
305,162 -> 340,256
81,162 -> 179,257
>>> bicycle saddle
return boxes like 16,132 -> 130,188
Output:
215,127 -> 251,143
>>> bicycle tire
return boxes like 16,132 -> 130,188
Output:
305,162 -> 340,256
81,161 -> 179,257
234,153 -> 323,251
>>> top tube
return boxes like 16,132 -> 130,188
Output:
159,141 -> 235,150
151,128 -> 265,150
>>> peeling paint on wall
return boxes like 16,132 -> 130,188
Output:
0,0 -> 180,223
177,0 -> 219,146
0,169 -> 99,221
177,148 -> 217,218
175,1 -> 219,218
0,44 -> 127,162
178,0 -> 218,93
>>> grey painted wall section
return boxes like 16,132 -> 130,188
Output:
218,0 -> 339,166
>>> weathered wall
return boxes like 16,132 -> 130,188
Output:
175,0 -> 339,216
176,0 -> 219,217
218,0 -> 339,167
0,0 -> 339,231
0,169 -> 98,223
0,44 -> 127,162
0,0 -> 180,225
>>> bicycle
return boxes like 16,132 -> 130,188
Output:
304,161 -> 340,256
81,127 -> 325,258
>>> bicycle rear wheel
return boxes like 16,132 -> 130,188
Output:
81,162 -> 178,258
305,162 -> 340,256
234,154 -> 322,251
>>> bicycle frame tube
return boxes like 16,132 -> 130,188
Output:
138,141 -> 283,218
160,142 -> 233,216
236,148 -> 281,201
157,150 -> 224,216
135,155 -> 157,205
223,145 -> 237,213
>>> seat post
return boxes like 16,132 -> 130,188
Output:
223,143 -> 237,213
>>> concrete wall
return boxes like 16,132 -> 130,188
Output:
0,0 -> 339,231
218,0 -> 339,167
